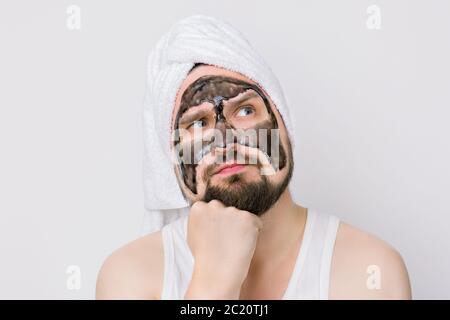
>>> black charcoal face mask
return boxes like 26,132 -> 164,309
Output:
173,75 -> 292,215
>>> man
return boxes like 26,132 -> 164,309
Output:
96,16 -> 411,300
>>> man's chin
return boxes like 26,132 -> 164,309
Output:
202,177 -> 272,215
199,160 -> 292,215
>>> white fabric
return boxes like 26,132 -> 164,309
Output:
142,15 -> 296,235
159,208 -> 340,299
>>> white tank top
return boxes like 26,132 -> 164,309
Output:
160,208 -> 340,299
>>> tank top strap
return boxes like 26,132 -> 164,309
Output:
319,214 -> 340,299
283,209 -> 340,299
160,215 -> 194,299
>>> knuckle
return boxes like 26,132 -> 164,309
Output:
208,199 -> 221,206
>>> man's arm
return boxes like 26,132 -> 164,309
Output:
330,222 -> 412,299
96,232 -> 164,300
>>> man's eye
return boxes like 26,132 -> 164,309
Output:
189,119 -> 207,129
236,106 -> 254,117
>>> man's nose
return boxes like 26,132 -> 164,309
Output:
213,119 -> 235,148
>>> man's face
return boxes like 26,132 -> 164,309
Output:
171,65 -> 293,216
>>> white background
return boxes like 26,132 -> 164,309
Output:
0,0 -> 449,299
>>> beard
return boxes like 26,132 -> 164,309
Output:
202,160 -> 293,216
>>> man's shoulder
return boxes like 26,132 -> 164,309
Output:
95,231 -> 164,300
330,220 -> 412,299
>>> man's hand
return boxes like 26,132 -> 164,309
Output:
184,200 -> 263,299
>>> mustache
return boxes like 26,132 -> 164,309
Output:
201,142 -> 277,183
204,147 -> 261,177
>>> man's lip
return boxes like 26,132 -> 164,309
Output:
213,163 -> 247,175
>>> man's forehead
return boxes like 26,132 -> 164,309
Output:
183,65 -> 258,89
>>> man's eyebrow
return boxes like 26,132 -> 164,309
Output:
225,89 -> 260,106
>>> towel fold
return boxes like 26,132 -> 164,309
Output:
141,15 -> 295,235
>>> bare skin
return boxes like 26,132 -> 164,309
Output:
96,194 -> 411,299
96,66 -> 411,300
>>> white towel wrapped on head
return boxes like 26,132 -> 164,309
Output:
141,15 -> 295,235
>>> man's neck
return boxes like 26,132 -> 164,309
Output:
250,188 -> 307,269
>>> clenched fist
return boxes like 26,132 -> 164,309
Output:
185,200 -> 263,299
